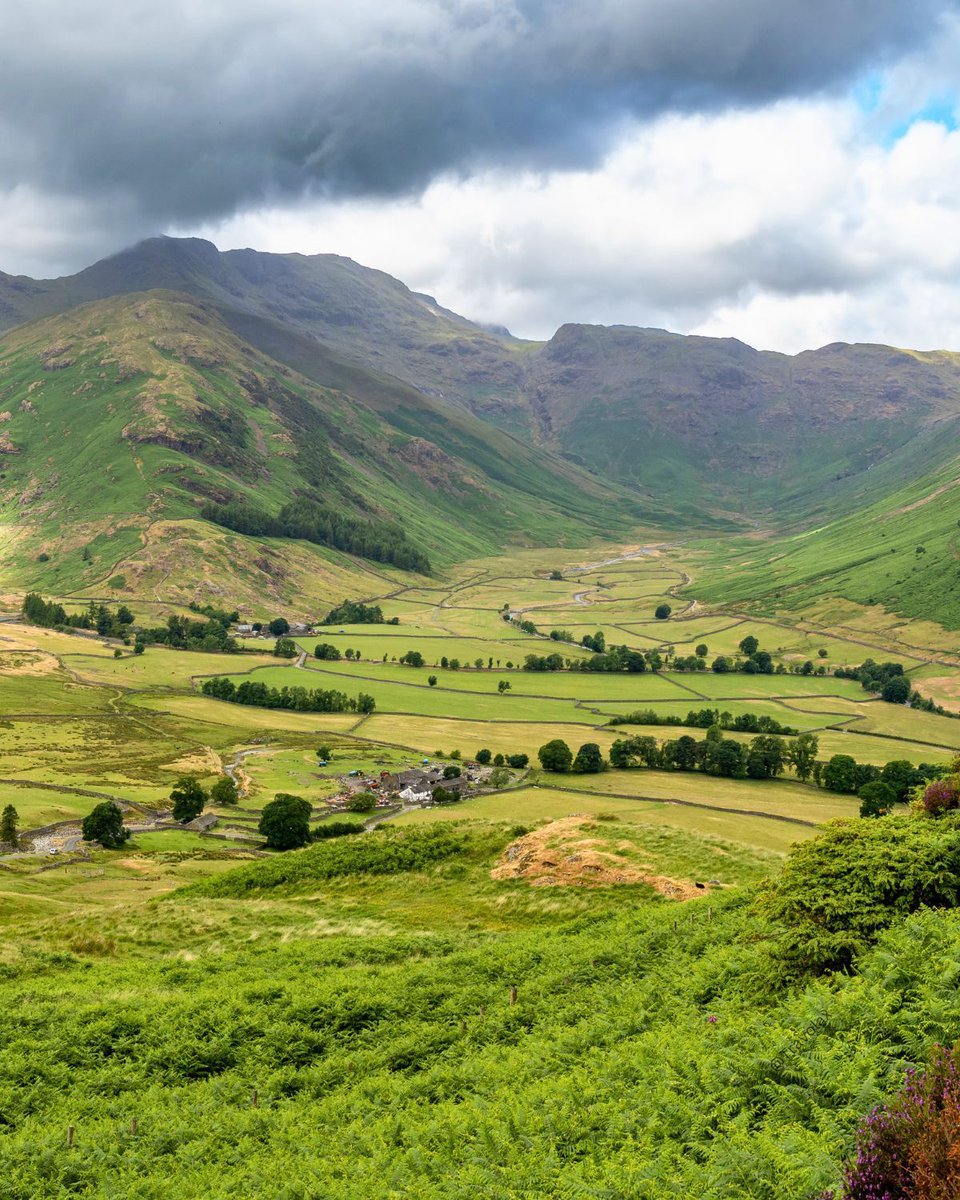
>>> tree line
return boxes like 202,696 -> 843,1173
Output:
201,497 -> 431,574
539,730 -> 945,803
22,595 -> 241,654
608,707 -> 798,735
201,676 -> 375,714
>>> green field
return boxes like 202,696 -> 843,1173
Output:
3,540 -> 958,855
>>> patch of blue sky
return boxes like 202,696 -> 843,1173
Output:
851,71 -> 885,115
851,69 -> 958,145
887,96 -> 958,141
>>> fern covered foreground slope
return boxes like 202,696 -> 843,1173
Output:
2,819 -> 960,1198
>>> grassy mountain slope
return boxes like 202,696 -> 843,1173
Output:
7,236 -> 960,628
0,291 -> 647,612
6,238 -> 960,530
692,443 -> 960,633
0,237 -> 533,428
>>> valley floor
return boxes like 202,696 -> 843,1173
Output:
2,537 -> 960,1195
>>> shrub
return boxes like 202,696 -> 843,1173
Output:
312,821 -> 365,840
475,749 -> 492,765
346,791 -> 377,813
828,1045 -> 960,1199
654,604 -> 671,620
184,827 -> 506,897
761,815 -> 960,973
920,777 -> 959,816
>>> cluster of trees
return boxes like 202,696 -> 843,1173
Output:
607,730 -> 806,779
537,730 -> 820,781
169,774 -> 238,822
321,600 -> 398,625
813,754 -> 942,801
537,739 -> 606,774
23,595 -> 244,654
189,602 -> 240,626
835,658 -> 952,713
201,676 -> 375,714
314,643 -> 342,660
23,594 -> 135,638
140,613 -> 240,654
503,614 -> 538,635
274,638 -> 298,659
595,729 -> 942,813
201,497 -> 432,574
475,749 -> 529,768
608,708 -> 798,735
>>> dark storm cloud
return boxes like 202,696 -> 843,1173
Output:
0,0 -> 954,227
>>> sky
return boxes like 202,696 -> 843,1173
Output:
3,0 -> 960,351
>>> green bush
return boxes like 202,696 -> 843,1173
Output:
312,820 -> 365,840
760,814 -> 960,973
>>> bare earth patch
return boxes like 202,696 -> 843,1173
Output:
914,676 -> 960,714
164,745 -> 223,776
0,650 -> 61,676
491,816 -> 701,898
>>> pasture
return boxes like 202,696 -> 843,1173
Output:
2,534 -> 960,881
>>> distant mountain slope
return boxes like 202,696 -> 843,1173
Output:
0,291 -> 648,610
525,324 -> 960,522
6,237 -> 960,533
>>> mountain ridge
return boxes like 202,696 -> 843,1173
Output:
5,237 -> 960,625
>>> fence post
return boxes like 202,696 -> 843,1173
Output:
252,1089 -> 259,1109
509,985 -> 517,1005
66,1125 -> 74,1149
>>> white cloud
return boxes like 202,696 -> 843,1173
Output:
188,96 -> 960,352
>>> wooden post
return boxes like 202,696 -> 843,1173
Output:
130,1117 -> 138,1136
66,1125 -> 74,1149
509,985 -> 517,1006
708,906 -> 713,921
479,1005 -> 485,1019
251,1088 -> 259,1109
